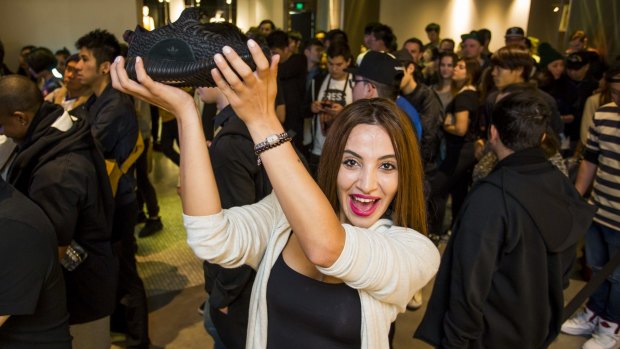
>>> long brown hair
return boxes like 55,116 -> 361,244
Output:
451,57 -> 481,95
317,98 -> 428,235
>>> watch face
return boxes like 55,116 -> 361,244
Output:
267,135 -> 279,145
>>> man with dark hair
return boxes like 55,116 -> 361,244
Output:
258,19 -> 276,36
398,50 -> 444,176
362,22 -> 380,49
16,45 -> 36,78
424,23 -> 441,50
324,28 -> 348,47
25,47 -> 62,96
562,64 -> 620,349
0,74 -> 117,349
268,30 -> 307,150
547,51 -> 599,155
371,24 -> 396,52
402,37 -> 424,64
55,47 -> 71,77
476,46 -> 564,180
416,90 -> 595,348
0,176 -> 71,348
308,43 -> 353,175
461,31 -> 489,70
439,38 -> 455,53
478,28 -> 492,58
45,54 -> 91,111
75,29 -> 150,349
487,46 -> 562,136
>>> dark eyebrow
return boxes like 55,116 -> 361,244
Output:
343,150 -> 396,160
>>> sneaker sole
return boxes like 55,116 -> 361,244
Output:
561,327 -> 595,336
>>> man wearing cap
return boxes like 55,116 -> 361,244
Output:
547,51 -> 598,155
425,23 -> 441,51
461,31 -> 489,73
349,51 -> 402,102
504,27 -> 527,47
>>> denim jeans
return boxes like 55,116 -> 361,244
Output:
203,299 -> 227,349
585,221 -> 620,323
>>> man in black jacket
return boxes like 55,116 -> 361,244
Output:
0,74 -> 116,349
0,176 -> 71,348
197,86 -> 272,349
415,91 -> 595,348
268,30 -> 307,149
75,29 -> 150,348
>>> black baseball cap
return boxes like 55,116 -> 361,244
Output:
461,31 -> 483,45
505,27 -> 525,38
346,51 -> 404,86
566,51 -> 590,70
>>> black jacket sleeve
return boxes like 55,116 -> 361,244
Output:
416,186 -> 505,348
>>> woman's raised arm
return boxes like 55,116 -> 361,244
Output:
212,40 -> 345,267
110,56 -> 221,216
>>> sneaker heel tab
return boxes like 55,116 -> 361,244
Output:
123,29 -> 136,44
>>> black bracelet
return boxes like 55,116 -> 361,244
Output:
254,132 -> 292,165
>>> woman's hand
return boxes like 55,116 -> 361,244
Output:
110,56 -> 196,117
211,40 -> 281,129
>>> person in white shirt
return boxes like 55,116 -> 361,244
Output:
308,43 -> 353,176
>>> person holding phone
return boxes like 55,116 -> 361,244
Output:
308,42 -> 354,177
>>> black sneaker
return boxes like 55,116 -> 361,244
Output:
123,7 -> 271,87
138,217 -> 163,238
137,211 -> 148,224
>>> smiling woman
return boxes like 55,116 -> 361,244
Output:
319,98 -> 427,233
110,34 -> 439,348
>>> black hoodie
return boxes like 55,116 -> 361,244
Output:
415,147 -> 595,349
8,102 -> 118,324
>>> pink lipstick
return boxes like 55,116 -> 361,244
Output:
349,194 -> 380,217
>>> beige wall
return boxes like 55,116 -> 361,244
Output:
379,0 -> 531,53
236,0 -> 284,32
0,0 -> 138,71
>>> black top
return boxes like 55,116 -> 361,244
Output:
545,74 -> 598,141
203,105 -> 272,349
278,53 -> 307,148
83,82 -> 139,205
0,178 -> 71,348
444,89 -> 481,145
401,83 -> 444,173
8,103 -> 117,324
266,253 -> 361,349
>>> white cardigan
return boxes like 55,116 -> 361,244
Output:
184,193 -> 440,349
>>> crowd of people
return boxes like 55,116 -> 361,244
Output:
1,8 -> 620,349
